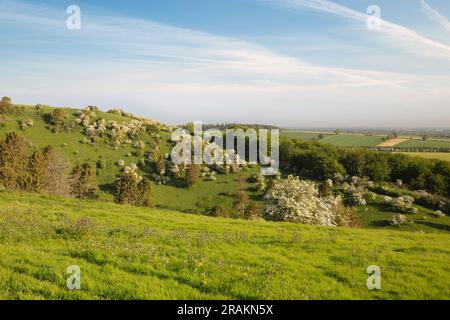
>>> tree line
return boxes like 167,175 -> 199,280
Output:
280,138 -> 450,198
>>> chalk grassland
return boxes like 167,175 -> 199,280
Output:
0,192 -> 449,300
0,105 -> 263,209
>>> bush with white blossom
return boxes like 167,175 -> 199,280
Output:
264,175 -> 345,226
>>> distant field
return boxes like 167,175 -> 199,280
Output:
396,139 -> 450,149
320,135 -> 385,147
399,152 -> 450,161
282,131 -> 384,147
281,131 -> 332,141
282,130 -> 450,150
377,138 -> 408,147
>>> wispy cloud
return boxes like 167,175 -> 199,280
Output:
271,0 -> 450,60
420,0 -> 450,33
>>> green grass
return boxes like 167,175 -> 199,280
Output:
281,131 -> 384,147
153,166 -> 262,213
0,192 -> 449,300
0,105 -> 172,199
320,135 -> 385,147
396,139 -> 450,149
398,152 -> 450,162
356,197 -> 450,233
281,131 -> 332,141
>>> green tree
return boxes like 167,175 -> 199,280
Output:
0,132 -> 29,189
232,190 -> 250,218
26,150 -> 47,192
114,168 -> 155,207
70,163 -> 99,199
185,163 -> 200,188
45,108 -> 66,131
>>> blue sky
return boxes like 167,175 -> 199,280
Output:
1,0 -> 450,127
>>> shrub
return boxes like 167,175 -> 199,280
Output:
0,132 -> 29,189
388,196 -> 418,214
114,166 -> 155,207
334,204 -> 361,228
245,202 -> 262,220
26,150 -> 47,192
185,163 -> 201,188
40,146 -> 71,196
264,175 -> 343,226
433,210 -> 445,218
232,190 -> 250,218
0,97 -> 12,115
19,119 -> 34,130
211,205 -> 229,218
59,217 -> 95,239
364,191 -> 377,202
343,185 -> 367,206
44,108 -> 66,132
391,214 -> 408,226
70,163 -> 99,199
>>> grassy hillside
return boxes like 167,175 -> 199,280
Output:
0,105 -> 262,209
0,192 -> 449,300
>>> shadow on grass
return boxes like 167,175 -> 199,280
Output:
369,220 -> 391,228
415,221 -> 450,232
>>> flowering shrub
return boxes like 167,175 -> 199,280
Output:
343,185 -> 367,206
391,214 -> 408,226
386,196 -> 418,214
19,119 -> 34,130
264,175 -> 344,226
433,210 -> 445,218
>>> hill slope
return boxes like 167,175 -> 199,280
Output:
0,105 -> 262,211
0,192 -> 449,299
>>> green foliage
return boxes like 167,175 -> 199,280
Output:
281,138 -> 450,197
232,190 -> 250,218
185,163 -> 201,188
70,163 -> 99,199
1,192 -> 449,299
0,97 -> 12,115
26,150 -> 47,192
114,168 -> 155,208
210,204 -> 229,218
44,108 -> 66,132
0,132 -> 29,189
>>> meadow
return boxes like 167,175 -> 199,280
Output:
399,152 -> 450,162
0,192 -> 449,300
396,139 -> 450,149
320,135 -> 385,147
281,131 -> 385,147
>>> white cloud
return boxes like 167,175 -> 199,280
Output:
420,0 -> 450,33
273,0 -> 450,60
0,0 -> 449,127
